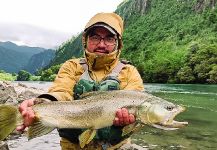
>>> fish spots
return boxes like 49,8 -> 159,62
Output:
71,106 -> 104,121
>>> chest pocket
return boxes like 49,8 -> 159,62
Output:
73,59 -> 125,99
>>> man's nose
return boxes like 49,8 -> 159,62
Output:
98,39 -> 106,47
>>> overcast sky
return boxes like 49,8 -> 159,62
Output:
0,0 -> 123,49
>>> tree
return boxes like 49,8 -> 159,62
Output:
39,64 -> 61,81
16,70 -> 31,81
0,70 -> 6,73
208,65 -> 217,83
177,66 -> 195,83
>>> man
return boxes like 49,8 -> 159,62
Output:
17,12 -> 144,149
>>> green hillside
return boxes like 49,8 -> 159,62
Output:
0,46 -> 29,73
49,34 -> 83,66
24,49 -> 55,74
44,0 -> 217,83
116,0 -> 217,83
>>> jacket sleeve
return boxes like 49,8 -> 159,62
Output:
119,65 -> 144,91
40,59 -> 81,101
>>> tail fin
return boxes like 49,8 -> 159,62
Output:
0,105 -> 20,140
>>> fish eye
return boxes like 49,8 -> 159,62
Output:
166,106 -> 174,111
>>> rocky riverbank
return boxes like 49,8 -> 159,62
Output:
0,81 -> 46,105
0,81 -> 50,150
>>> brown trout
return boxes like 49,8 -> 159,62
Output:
0,90 -> 188,148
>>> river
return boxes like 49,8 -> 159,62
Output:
133,83 -> 217,150
7,82 -> 217,150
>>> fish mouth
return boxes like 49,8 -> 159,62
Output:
153,106 -> 188,130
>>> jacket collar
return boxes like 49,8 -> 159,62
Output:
84,49 -> 120,72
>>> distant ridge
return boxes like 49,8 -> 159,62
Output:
0,41 -> 54,73
0,41 -> 45,57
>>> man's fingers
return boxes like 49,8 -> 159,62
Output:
16,124 -> 26,131
129,114 -> 135,123
27,98 -> 35,107
19,99 -> 35,112
116,109 -> 122,118
28,108 -> 35,120
23,108 -> 35,126
116,109 -> 124,124
113,117 -> 119,126
121,108 -> 130,125
121,108 -> 129,118
19,101 -> 28,112
21,110 -> 27,116
17,99 -> 35,131
114,108 -> 136,126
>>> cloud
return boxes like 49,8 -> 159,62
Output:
0,0 -> 123,49
0,23 -> 73,49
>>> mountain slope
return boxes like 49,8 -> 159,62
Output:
0,46 -> 29,73
0,41 -> 55,73
24,50 -> 55,73
49,34 -> 83,66
0,41 -> 45,58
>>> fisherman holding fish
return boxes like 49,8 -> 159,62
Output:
0,12 -> 188,150
17,12 -> 145,149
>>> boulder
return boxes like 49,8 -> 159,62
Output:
0,81 -> 45,105
0,141 -> 9,150
0,81 -> 17,104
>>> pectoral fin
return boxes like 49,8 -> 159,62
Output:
79,129 -> 96,148
122,122 -> 143,136
27,121 -> 55,140
133,123 -> 144,133
122,122 -> 137,136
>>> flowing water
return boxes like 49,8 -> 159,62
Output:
7,82 -> 217,150
131,84 -> 217,150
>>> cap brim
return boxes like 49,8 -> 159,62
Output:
86,23 -> 116,35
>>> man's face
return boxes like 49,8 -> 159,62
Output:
86,27 -> 117,55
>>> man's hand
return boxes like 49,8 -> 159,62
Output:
113,108 -> 135,126
16,98 -> 35,131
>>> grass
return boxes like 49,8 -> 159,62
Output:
0,73 -> 16,81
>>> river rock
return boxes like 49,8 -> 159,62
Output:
0,81 -> 47,146
0,81 -> 45,105
0,141 -> 9,150
0,81 -> 17,104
